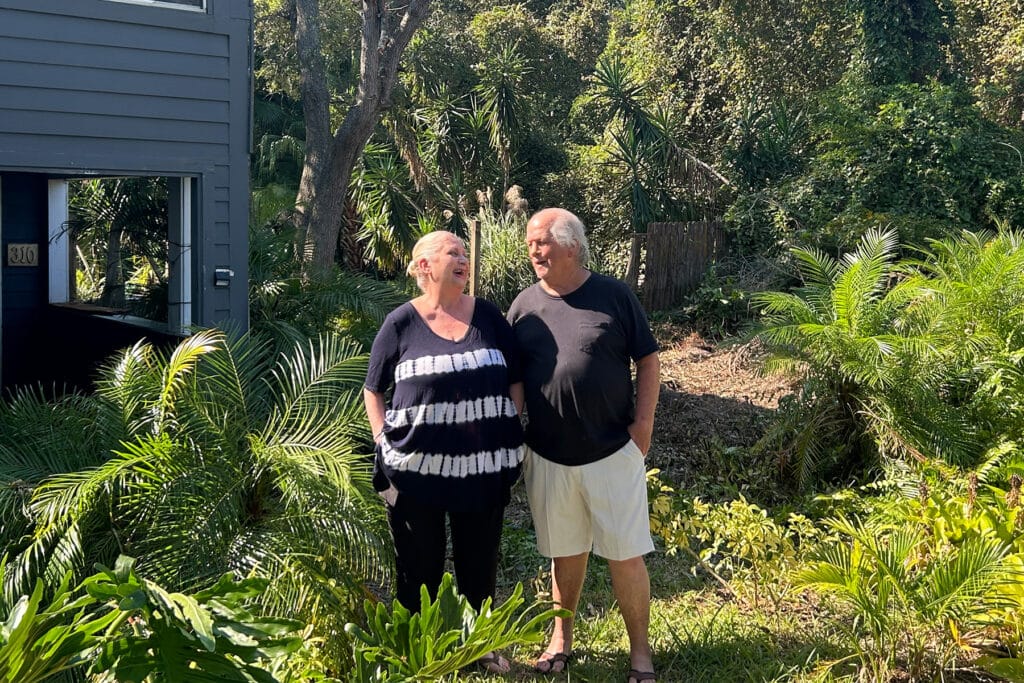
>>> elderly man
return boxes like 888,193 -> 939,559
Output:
507,208 -> 660,683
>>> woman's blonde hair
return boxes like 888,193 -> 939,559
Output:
407,230 -> 465,291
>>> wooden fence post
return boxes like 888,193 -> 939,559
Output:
468,219 -> 481,296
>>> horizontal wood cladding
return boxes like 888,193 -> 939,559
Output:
0,134 -> 225,172
1,35 -> 229,78
0,1 -> 247,175
0,61 -> 229,104
0,10 -> 228,57
3,110 -> 228,145
0,85 -> 229,124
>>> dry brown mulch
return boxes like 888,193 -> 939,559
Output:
645,327 -> 797,487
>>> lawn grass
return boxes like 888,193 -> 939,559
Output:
448,487 -> 853,683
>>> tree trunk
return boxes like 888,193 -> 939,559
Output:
101,225 -> 125,308
290,0 -> 333,266
292,0 -> 431,276
624,232 -> 642,291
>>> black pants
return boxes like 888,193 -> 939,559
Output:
387,493 -> 505,612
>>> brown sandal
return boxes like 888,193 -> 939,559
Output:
626,669 -> 657,682
533,650 -> 572,673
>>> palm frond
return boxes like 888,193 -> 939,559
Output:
918,537 -> 1016,624
153,330 -> 224,432
792,246 -> 842,289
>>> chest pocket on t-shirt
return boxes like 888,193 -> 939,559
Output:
577,320 -> 611,354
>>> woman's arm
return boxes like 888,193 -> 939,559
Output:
363,388 -> 387,443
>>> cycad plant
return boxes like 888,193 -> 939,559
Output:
797,513 -> 1018,680
0,329 -> 392,673
906,228 -> 1024,457
754,228 -> 924,485
756,227 -> 1024,487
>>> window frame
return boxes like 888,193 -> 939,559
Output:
48,176 -> 195,336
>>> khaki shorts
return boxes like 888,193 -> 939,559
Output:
524,440 -> 656,561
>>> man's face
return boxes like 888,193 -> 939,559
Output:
526,221 -> 578,283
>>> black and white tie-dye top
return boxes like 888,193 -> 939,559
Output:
365,298 -> 524,511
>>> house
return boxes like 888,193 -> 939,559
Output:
0,0 -> 252,389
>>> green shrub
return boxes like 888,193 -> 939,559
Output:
727,81 -> 1024,255
648,470 -> 826,611
345,573 -> 567,681
0,555 -> 303,683
677,256 -> 785,337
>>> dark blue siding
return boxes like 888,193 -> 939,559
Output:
0,0 -> 252,387
0,174 -> 47,386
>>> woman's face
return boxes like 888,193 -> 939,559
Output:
422,236 -> 469,291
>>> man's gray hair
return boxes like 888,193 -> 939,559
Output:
548,212 -> 591,266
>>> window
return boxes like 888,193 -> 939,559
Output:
49,176 -> 194,335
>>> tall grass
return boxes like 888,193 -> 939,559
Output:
471,209 -> 536,312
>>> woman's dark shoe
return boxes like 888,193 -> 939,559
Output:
477,651 -> 511,674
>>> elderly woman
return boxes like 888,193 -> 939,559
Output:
363,230 -> 524,673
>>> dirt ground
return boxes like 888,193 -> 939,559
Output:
644,325 -> 796,485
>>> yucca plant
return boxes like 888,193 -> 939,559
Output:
354,144 -> 423,275
0,329 -> 392,674
591,55 -> 729,288
474,43 -> 530,193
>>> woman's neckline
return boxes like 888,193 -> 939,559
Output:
408,295 -> 477,343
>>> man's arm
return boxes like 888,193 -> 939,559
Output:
628,352 -> 660,456
510,381 -> 525,417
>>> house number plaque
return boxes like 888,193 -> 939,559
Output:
7,243 -> 39,267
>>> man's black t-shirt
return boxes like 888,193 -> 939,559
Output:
507,273 -> 658,466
